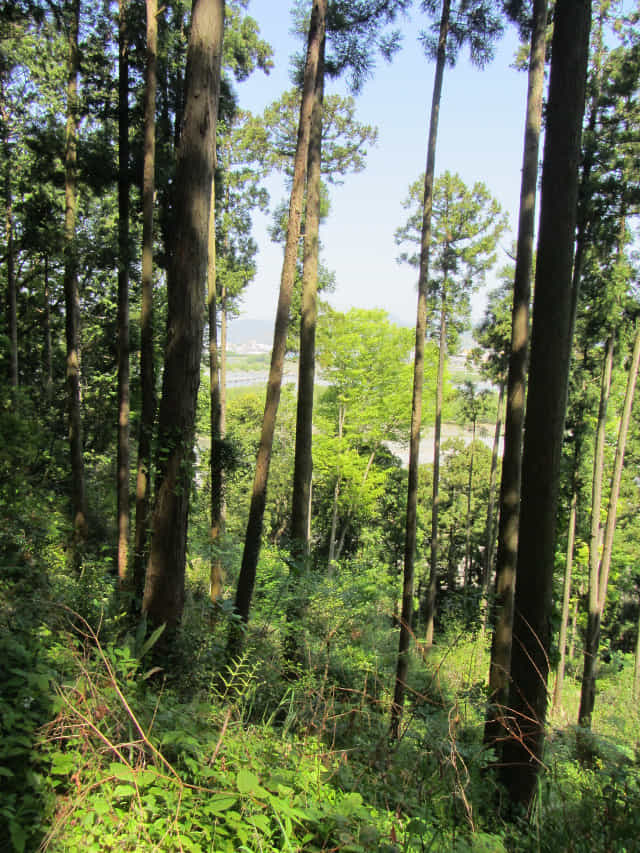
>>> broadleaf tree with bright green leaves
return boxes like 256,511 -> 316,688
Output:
315,308 -> 419,565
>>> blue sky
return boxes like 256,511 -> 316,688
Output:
232,2 -> 530,331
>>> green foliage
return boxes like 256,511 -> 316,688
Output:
396,171 -> 509,349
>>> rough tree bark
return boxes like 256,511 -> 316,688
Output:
501,0 -> 590,810
117,0 -> 131,586
63,0 -> 88,559
134,0 -> 158,601
483,0 -> 547,751
208,174 -> 224,604
143,0 -> 225,627
290,36 -> 325,553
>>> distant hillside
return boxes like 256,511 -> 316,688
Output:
227,317 -> 273,347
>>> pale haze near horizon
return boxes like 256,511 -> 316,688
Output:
230,2 -> 530,338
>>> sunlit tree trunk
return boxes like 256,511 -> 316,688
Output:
291,37 -> 325,553
483,0 -> 546,750
209,175 -> 224,605
220,280 -> 228,449
143,0 -> 225,627
230,0 -> 327,655
568,584 -> 581,665
134,0 -> 158,601
553,471 -> 578,713
117,0 -> 131,586
63,0 -> 88,560
501,0 -> 590,809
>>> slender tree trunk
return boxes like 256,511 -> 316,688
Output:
43,254 -> 53,399
481,378 -> 505,630
229,0 -> 327,654
424,290 -> 447,646
63,0 -> 88,558
483,0 -> 547,750
220,287 -> 227,443
464,418 -> 476,591
568,583 -> 582,665
209,171 -> 224,604
285,67 -> 326,658
501,0 -> 590,810
579,321 -> 640,726
291,36 -> 325,553
597,321 -> 640,619
143,0 -> 225,627
117,0 -> 131,586
390,0 -> 450,739
134,0 -> 158,601
446,517 -> 457,592
553,471 -> 578,713
328,477 -> 340,566
327,403 -> 344,569
578,333 -> 614,725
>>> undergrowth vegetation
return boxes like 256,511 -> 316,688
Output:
2,535 -> 640,852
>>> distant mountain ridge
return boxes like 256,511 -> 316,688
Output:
227,317 -> 274,346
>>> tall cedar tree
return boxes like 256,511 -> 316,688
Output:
394,171 -> 506,652
133,0 -> 158,600
500,0 -> 591,811
391,4 -> 502,732
228,0 -> 326,656
208,172 -> 224,603
483,0 -> 547,750
288,0 -> 407,555
290,36 -> 325,553
63,0 -> 88,561
209,17 -> 274,595
142,0 -> 225,627
390,0 -> 451,739
117,0 -> 130,585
